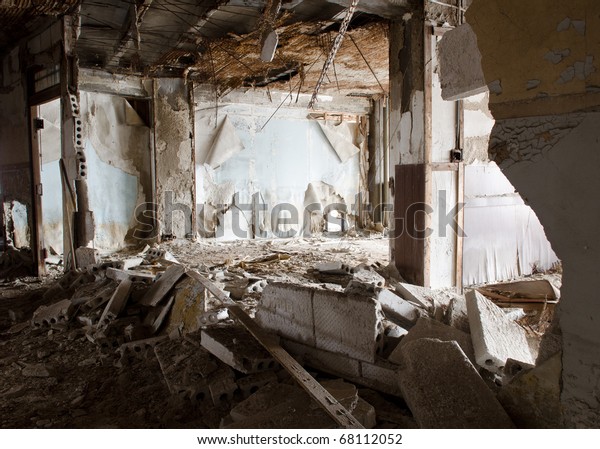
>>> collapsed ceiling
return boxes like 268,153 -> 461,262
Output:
1,0 -> 412,97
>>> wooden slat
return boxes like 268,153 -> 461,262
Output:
431,162 -> 459,172
185,270 -> 364,429
455,163 -> 465,292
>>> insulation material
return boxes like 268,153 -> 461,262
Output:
462,162 -> 558,285
204,116 -> 245,169
316,121 -> 361,163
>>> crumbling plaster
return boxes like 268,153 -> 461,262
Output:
462,0 -> 600,427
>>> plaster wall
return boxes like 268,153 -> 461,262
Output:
194,89 -> 365,239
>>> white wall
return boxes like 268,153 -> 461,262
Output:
194,90 -> 366,239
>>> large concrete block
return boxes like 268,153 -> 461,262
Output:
376,288 -> 422,328
255,283 -> 315,346
466,290 -> 535,373
32,299 -> 74,328
445,294 -> 470,333
389,317 -> 475,365
313,290 -> 384,362
398,338 -> 515,428
201,326 -> 278,374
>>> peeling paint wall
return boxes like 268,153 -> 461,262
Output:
155,78 -> 195,239
194,88 -> 368,239
79,91 -> 152,250
467,0 -> 600,116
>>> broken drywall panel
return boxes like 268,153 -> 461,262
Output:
79,69 -> 152,98
466,290 -> 535,373
463,92 -> 495,163
194,96 -> 361,239
462,162 -> 559,285
155,78 -> 195,239
204,115 -> 245,168
430,170 -> 457,289
438,23 -> 488,101
316,121 -> 361,163
395,91 -> 425,166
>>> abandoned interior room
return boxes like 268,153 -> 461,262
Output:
0,0 -> 598,430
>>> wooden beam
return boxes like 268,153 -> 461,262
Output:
423,23 -> 433,288
185,270 -> 364,429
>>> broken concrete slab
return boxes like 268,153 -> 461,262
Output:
201,326 -> 278,374
351,268 -> 385,288
97,279 -> 132,328
466,290 -> 535,373
32,299 -> 74,328
497,352 -> 563,428
139,264 -> 186,306
312,289 -> 384,363
398,338 -> 515,428
376,288 -> 422,328
316,262 -> 351,274
389,317 -> 476,365
165,276 -> 206,336
255,282 -> 315,346
393,283 -> 434,309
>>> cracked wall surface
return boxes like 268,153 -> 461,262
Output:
466,0 -> 600,427
155,78 -> 196,239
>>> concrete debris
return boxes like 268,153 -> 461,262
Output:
198,308 -> 229,326
97,279 -> 132,328
444,294 -> 470,333
375,288 -> 422,328
201,326 -> 278,374
32,299 -> 74,328
21,363 -> 53,378
139,264 -> 186,306
389,317 -> 476,365
397,338 -> 515,428
106,267 -> 154,284
236,371 -> 278,398
466,290 -> 536,373
75,247 -> 98,269
497,352 -> 563,428
316,262 -> 351,274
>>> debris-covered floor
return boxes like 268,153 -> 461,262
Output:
0,236 -> 562,429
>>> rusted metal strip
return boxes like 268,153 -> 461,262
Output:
186,269 -> 364,429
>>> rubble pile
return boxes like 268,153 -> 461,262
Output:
0,243 -> 562,428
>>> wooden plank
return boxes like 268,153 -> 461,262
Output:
476,288 -> 558,305
394,164 -> 426,286
29,105 -> 46,276
455,163 -> 465,292
139,264 -> 185,306
185,270 -> 364,429
431,162 -> 459,172
423,24 -> 434,288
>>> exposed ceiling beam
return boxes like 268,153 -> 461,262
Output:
325,0 -> 415,18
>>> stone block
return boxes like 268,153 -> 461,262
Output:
466,290 -> 535,373
398,338 -> 515,428
313,289 -> 384,362
32,299 -> 74,328
389,317 -> 476,365
316,262 -> 350,274
255,282 -> 315,346
376,288 -> 422,328
201,326 -> 278,374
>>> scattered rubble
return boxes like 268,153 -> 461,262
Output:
0,238 -> 561,428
